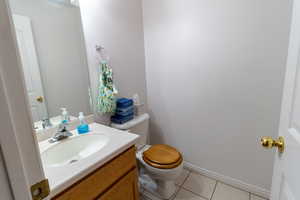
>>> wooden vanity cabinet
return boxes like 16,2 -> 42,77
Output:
52,146 -> 139,200
99,169 -> 139,200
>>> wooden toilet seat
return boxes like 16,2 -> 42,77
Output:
142,144 -> 182,169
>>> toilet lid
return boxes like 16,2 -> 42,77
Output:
142,144 -> 182,169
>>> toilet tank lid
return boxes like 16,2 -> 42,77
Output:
111,113 -> 150,130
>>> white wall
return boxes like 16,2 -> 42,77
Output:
9,0 -> 91,117
143,0 -> 292,191
79,0 -> 147,119
0,149 -> 13,200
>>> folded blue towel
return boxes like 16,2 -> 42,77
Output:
116,106 -> 134,116
112,110 -> 134,118
116,98 -> 133,108
116,105 -> 134,113
111,114 -> 134,124
111,98 -> 135,124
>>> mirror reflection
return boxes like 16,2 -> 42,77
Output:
10,0 -> 91,131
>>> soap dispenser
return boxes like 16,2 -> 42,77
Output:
77,112 -> 89,134
61,107 -> 70,124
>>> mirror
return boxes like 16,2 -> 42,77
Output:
8,0 -> 91,131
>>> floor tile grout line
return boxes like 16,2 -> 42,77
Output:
169,180 -> 184,200
180,169 -> 213,200
171,169 -> 192,199
181,169 -> 215,200
187,169 -> 218,183
179,187 -> 210,200
210,180 -> 218,200
250,193 -> 269,200
180,170 -> 191,186
170,185 -> 181,200
215,179 -> 251,195
187,168 -> 259,197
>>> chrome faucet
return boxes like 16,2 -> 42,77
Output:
49,123 -> 72,143
42,118 -> 52,129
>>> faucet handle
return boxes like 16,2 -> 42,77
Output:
58,123 -> 67,131
57,123 -> 72,137
42,118 -> 52,129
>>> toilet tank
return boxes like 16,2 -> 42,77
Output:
111,113 -> 150,149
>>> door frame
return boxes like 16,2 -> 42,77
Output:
0,0 -> 47,199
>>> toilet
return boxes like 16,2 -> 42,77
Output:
111,113 -> 183,199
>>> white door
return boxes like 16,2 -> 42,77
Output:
267,0 -> 300,199
13,14 -> 48,122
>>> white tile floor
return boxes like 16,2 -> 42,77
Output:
140,169 -> 269,200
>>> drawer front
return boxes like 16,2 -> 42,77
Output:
98,168 -> 139,200
53,147 -> 136,200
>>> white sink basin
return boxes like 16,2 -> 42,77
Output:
42,134 -> 109,167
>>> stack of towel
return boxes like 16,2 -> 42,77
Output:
111,98 -> 134,124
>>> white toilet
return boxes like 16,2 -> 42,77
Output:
111,113 -> 183,199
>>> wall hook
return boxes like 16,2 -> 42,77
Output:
95,45 -> 104,52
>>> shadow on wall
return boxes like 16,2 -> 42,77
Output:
148,110 -> 165,144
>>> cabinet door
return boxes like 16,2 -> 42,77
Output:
98,168 -> 139,200
52,147 -> 137,200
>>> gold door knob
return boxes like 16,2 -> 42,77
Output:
36,96 -> 44,103
261,136 -> 285,153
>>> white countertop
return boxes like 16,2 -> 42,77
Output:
39,123 -> 139,198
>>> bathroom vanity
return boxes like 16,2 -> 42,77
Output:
39,123 -> 140,200
52,147 -> 139,200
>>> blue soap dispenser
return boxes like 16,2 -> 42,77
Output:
61,107 -> 70,124
77,112 -> 90,134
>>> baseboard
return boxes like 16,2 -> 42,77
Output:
184,161 -> 270,199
